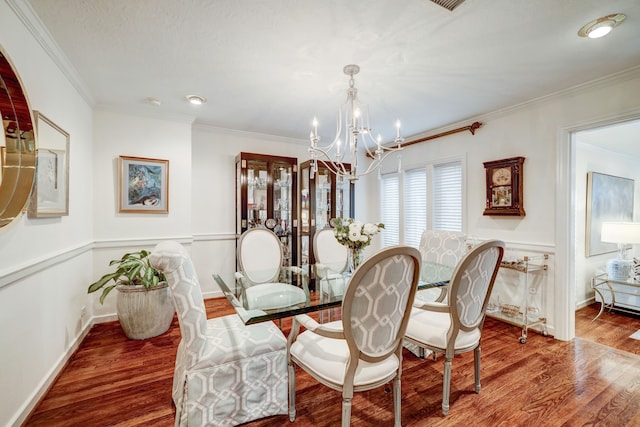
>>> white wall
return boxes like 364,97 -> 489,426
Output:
89,109 -> 194,320
190,125 -> 309,297
360,69 -> 640,340
1,1 -> 640,424
0,2 -> 94,425
574,141 -> 640,306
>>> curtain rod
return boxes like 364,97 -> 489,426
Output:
368,121 -> 482,158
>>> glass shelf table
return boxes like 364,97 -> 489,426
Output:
214,261 -> 453,325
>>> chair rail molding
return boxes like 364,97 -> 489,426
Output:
0,242 -> 93,289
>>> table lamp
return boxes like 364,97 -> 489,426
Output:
600,222 -> 640,280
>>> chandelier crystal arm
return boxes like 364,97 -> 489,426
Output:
308,64 -> 403,182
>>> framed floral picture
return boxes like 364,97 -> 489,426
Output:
119,156 -> 169,213
28,111 -> 70,218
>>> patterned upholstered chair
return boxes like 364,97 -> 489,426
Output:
236,227 -> 309,312
313,228 -> 349,321
405,229 -> 468,358
149,241 -> 288,426
287,246 -> 421,427
404,240 -> 504,416
415,229 -> 468,303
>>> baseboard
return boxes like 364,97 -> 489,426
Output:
92,313 -> 119,324
203,290 -> 224,299
576,296 -> 595,310
12,319 -> 93,426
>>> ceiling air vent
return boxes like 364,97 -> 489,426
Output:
429,0 -> 466,11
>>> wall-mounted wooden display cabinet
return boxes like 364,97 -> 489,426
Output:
298,160 -> 354,279
235,152 -> 298,266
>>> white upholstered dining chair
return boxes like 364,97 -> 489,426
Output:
313,227 -> 349,321
287,246 -> 421,427
405,229 -> 468,358
404,239 -> 504,416
149,241 -> 288,426
236,227 -> 309,312
415,229 -> 468,303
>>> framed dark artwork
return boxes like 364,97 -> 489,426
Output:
119,156 -> 169,213
28,111 -> 70,218
585,171 -> 634,257
483,156 -> 525,216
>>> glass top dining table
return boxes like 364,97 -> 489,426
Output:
213,262 -> 454,325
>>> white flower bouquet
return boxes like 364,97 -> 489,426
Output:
333,217 -> 384,252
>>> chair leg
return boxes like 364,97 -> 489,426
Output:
341,397 -> 352,427
474,346 -> 481,393
442,357 -> 452,416
288,363 -> 296,422
393,376 -> 402,427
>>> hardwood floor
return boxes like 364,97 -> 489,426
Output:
24,301 -> 640,426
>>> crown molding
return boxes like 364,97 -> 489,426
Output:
6,0 -> 95,106
407,65 -> 640,143
193,121 -> 307,145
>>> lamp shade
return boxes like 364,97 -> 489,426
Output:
601,222 -> 640,244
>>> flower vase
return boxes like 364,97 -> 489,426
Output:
348,249 -> 363,273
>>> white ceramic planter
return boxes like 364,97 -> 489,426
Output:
116,282 -> 175,340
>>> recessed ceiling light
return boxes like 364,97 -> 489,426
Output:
578,13 -> 626,39
186,95 -> 207,105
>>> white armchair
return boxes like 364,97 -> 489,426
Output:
149,241 -> 288,426
313,228 -> 349,321
236,227 -> 309,312
288,246 -> 421,427
416,229 -> 468,303
404,239 -> 504,416
405,229 -> 468,358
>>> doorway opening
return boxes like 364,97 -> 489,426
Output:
571,118 -> 640,353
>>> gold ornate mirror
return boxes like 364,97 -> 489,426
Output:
0,46 -> 36,228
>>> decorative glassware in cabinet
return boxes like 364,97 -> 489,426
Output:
235,152 -> 298,267
315,170 -> 331,229
335,174 -> 351,220
298,160 -> 355,289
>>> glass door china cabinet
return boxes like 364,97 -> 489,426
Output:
299,160 -> 354,282
236,152 -> 298,266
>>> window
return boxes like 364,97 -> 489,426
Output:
404,168 -> 427,248
380,159 -> 463,247
380,173 -> 400,246
433,161 -> 462,231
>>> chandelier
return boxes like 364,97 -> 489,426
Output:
309,64 -> 404,181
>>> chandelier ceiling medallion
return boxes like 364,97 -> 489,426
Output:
309,64 -> 403,182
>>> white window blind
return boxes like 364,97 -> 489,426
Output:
432,161 -> 462,231
404,168 -> 427,248
380,174 -> 400,246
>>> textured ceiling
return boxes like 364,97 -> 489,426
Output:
24,0 -> 640,144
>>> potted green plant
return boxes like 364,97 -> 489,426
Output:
88,249 -> 174,340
